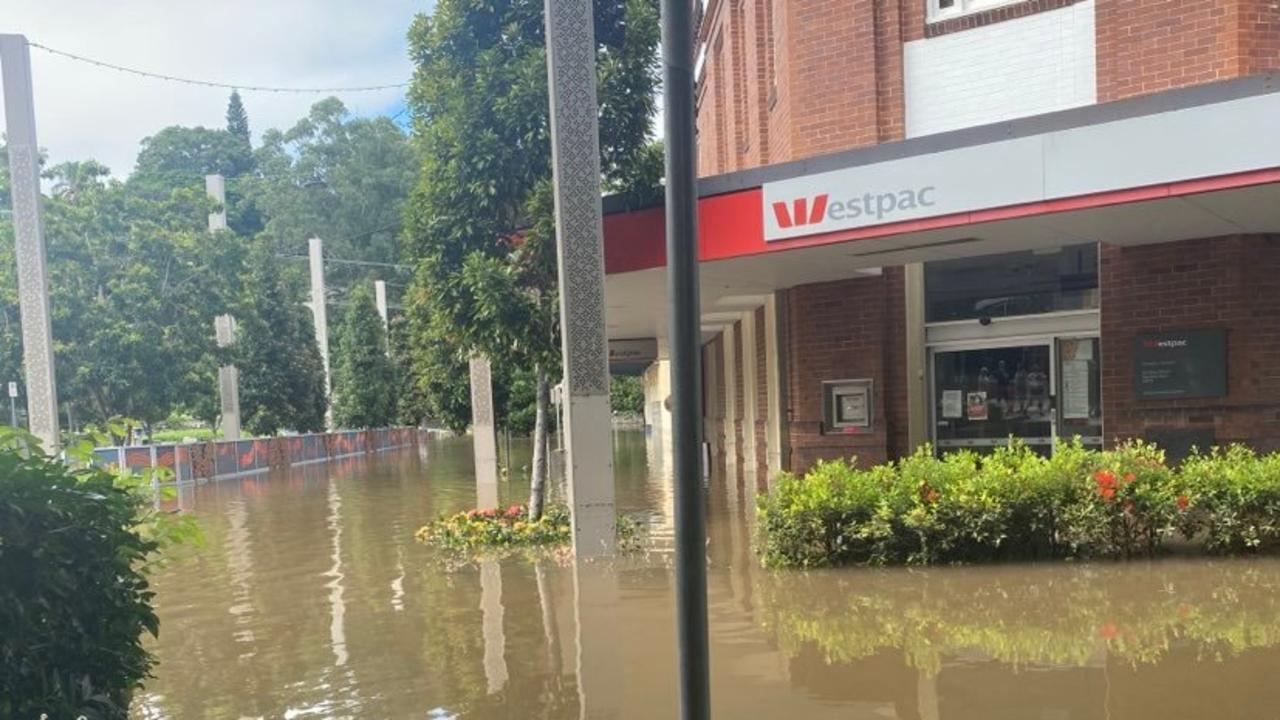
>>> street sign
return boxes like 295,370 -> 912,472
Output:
7,381 -> 16,398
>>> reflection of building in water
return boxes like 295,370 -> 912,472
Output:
479,560 -> 508,695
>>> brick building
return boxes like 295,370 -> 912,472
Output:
602,0 -> 1280,478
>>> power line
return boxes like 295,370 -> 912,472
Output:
26,41 -> 410,94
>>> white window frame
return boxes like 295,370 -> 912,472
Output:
928,0 -> 1025,23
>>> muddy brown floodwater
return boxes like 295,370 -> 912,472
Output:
132,432 -> 1280,719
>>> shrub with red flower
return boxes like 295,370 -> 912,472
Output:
1176,494 -> 1190,511
1094,470 -> 1118,501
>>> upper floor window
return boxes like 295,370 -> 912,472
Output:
929,0 -> 1024,22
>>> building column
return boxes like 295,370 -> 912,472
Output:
904,263 -> 929,452
470,356 -> 500,509
308,237 -> 332,429
545,0 -> 617,558
703,339 -> 721,454
214,315 -> 241,440
2,35 -> 59,451
764,291 -> 788,479
740,311 -> 759,472
722,324 -> 738,468
643,339 -> 673,475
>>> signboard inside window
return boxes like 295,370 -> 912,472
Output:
1134,329 -> 1227,400
823,379 -> 873,432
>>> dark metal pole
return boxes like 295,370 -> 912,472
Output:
662,0 -> 710,717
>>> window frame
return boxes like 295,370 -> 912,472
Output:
928,0 -> 1024,23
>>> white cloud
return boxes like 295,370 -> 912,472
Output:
2,0 -> 426,177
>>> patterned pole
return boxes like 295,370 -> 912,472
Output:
544,0 -> 616,558
1,35 -> 59,451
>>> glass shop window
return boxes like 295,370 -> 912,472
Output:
924,243 -> 1099,323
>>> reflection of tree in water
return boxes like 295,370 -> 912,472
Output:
759,560 -> 1280,675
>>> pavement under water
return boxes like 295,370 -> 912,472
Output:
132,431 -> 1280,719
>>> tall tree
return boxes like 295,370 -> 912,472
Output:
226,90 -> 251,146
332,284 -> 397,428
237,242 -> 328,435
403,0 -> 660,518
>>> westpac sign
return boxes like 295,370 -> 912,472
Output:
762,136 -> 1045,242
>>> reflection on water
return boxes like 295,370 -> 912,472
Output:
134,433 -> 1280,719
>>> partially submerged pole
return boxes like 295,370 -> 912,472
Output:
660,2 -> 711,717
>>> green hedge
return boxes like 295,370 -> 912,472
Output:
758,440 -> 1280,567
0,434 -> 159,719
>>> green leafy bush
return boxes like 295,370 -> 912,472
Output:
0,431 -> 160,719
416,503 -> 647,557
759,440 -> 1280,567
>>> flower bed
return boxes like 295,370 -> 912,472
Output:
416,504 -> 573,551
416,504 -> 646,555
757,440 -> 1280,567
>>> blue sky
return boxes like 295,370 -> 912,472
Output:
2,0 -> 427,176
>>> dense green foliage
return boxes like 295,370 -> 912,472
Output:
610,374 -> 644,415
758,441 -> 1280,567
0,431 -> 159,719
1,93 -> 416,433
760,560 -> 1280,675
237,243 -> 328,435
402,0 -> 661,440
332,284 -> 398,428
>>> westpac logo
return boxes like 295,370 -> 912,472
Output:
770,186 -> 938,232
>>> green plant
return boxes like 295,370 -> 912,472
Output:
0,427 -> 160,719
416,503 -> 648,558
758,440 -> 1280,567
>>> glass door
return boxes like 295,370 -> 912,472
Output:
1056,337 -> 1102,448
931,343 -> 1055,456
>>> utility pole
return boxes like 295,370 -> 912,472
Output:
308,237 -> 333,429
661,0 -> 711,716
8,381 -> 17,427
1,35 -> 60,452
374,279 -> 390,357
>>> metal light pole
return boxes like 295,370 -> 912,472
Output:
661,1 -> 711,717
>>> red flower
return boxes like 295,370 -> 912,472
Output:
1095,470 -> 1118,501
505,505 -> 524,519
1099,486 -> 1116,501
1123,472 -> 1136,485
1176,495 -> 1190,511
925,489 -> 940,504
1098,623 -> 1119,639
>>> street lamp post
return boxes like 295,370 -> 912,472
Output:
661,0 -> 711,717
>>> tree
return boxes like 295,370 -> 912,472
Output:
332,284 -> 397,428
403,0 -> 660,518
237,242 -> 328,435
249,98 -> 416,290
226,90 -> 251,146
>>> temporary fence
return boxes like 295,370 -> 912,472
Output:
90,427 -> 427,483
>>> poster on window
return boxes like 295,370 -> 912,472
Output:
1062,359 -> 1091,420
941,390 -> 963,419
966,391 -> 989,421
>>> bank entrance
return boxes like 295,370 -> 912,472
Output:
925,243 -> 1102,455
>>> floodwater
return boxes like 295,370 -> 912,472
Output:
133,432 -> 1280,719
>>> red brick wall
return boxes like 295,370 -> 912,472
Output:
1101,235 -> 1280,452
732,320 -> 746,465
755,306 -> 768,472
1096,0 -> 1280,103
784,271 -> 909,474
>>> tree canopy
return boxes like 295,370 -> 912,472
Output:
332,284 -> 397,429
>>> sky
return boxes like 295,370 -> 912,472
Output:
2,0 -> 425,177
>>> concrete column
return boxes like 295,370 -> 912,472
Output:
469,356 -> 500,509
214,314 -> 241,440
722,325 -> 738,468
2,35 -> 59,451
308,238 -> 332,429
904,263 -> 929,452
545,0 -> 615,558
703,340 -> 721,453
204,174 -> 228,231
374,280 -> 389,336
740,311 -> 759,470
642,337 -> 672,475
764,292 -> 787,479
